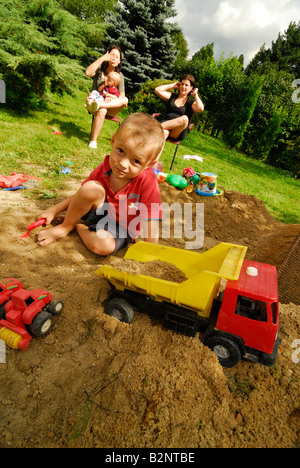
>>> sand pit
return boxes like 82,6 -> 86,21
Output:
0,180 -> 299,448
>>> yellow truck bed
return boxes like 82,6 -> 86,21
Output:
95,242 -> 247,318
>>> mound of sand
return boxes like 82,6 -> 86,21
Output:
0,180 -> 299,448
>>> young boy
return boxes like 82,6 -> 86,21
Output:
37,113 -> 165,256
85,71 -> 121,114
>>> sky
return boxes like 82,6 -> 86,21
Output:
172,0 -> 300,66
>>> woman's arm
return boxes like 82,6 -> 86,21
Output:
155,82 -> 180,101
85,52 -> 111,78
191,88 -> 205,113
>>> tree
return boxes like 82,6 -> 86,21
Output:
0,0 -> 104,108
226,76 -> 264,148
172,29 -> 189,72
58,0 -> 118,23
246,21 -> 300,77
192,43 -> 214,64
103,0 -> 179,94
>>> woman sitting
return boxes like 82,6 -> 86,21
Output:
155,74 -> 204,141
85,44 -> 128,149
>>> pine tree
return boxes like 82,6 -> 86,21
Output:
104,0 -> 179,94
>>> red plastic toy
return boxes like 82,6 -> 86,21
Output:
0,286 -> 63,351
0,278 -> 23,306
20,218 -> 46,238
0,173 -> 41,189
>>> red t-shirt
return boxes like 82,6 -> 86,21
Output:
83,156 -> 162,238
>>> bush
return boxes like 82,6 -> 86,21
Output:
129,79 -> 173,115
0,51 -> 90,109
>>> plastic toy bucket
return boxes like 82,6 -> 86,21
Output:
196,173 -> 217,196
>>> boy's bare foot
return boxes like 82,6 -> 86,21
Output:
37,225 -> 72,247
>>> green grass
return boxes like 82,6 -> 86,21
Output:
0,90 -> 299,223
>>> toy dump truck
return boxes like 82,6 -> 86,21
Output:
95,241 -> 280,368
0,285 -> 63,351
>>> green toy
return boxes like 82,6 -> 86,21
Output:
166,174 -> 189,190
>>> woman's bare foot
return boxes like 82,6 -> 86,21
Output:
37,225 -> 72,247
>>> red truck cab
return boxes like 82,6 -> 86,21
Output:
214,259 -> 279,366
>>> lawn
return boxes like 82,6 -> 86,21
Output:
0,90 -> 299,223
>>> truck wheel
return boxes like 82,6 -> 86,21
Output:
29,311 -> 53,337
203,334 -> 241,368
47,300 -> 64,316
105,297 -> 134,324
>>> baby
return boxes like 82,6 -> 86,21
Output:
85,71 -> 121,114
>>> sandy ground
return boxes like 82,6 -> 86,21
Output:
0,179 -> 299,448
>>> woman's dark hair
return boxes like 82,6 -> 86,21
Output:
101,44 -> 123,73
181,74 -> 196,95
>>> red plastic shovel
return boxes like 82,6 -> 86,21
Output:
20,218 -> 47,238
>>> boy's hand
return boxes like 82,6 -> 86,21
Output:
36,209 -> 55,225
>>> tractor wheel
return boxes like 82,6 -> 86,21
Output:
29,311 -> 53,337
105,297 -> 134,324
47,300 -> 64,316
203,334 -> 241,368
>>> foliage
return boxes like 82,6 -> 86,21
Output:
128,78 -> 173,115
226,76 -> 264,148
103,0 -> 179,94
58,0 -> 117,23
246,21 -> 300,77
0,0 -> 104,108
172,29 -> 189,71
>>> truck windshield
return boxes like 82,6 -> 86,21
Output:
235,296 -> 267,322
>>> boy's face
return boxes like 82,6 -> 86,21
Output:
109,127 -> 158,181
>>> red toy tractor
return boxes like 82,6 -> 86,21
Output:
0,278 -> 24,306
0,279 -> 63,351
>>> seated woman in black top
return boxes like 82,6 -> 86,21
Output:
155,74 -> 204,141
